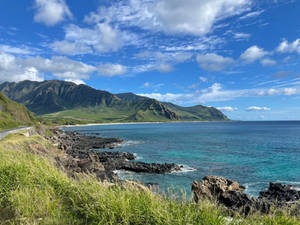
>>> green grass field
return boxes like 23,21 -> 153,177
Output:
0,131 -> 299,224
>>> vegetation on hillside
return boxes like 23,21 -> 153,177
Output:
0,91 -> 35,130
0,131 -> 299,224
0,80 -> 229,123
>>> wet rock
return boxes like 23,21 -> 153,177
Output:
49,128 -> 183,182
192,176 -> 300,215
260,182 -> 300,202
115,161 -> 182,174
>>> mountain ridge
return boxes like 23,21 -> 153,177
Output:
0,80 -> 229,122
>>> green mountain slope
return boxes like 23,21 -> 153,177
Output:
163,102 -> 228,121
0,80 -> 229,122
0,91 -> 35,130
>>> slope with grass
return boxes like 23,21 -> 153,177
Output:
0,129 -> 299,224
0,80 -> 229,123
0,91 -> 35,130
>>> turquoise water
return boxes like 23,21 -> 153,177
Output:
64,121 -> 300,197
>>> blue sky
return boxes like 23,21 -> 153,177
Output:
0,0 -> 300,120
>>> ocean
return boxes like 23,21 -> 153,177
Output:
63,121 -> 300,197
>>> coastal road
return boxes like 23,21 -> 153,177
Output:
0,127 -> 33,141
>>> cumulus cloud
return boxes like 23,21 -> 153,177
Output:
247,106 -> 270,111
277,38 -> 300,54
217,106 -> 238,112
260,58 -> 276,66
21,56 -> 95,80
33,0 -> 72,26
51,23 -> 137,55
240,45 -> 268,62
0,52 -> 44,82
0,52 -> 99,83
97,64 -> 127,77
84,0 -> 252,36
196,53 -> 234,71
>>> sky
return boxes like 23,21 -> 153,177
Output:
0,0 -> 300,120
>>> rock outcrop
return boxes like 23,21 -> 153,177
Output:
49,129 -> 182,182
192,176 -> 300,215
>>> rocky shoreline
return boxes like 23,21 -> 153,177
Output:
49,128 -> 182,182
192,176 -> 300,215
46,128 -> 299,216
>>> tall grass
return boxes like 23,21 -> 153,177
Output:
0,133 -> 299,224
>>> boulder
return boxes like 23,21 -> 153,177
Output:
260,182 -> 300,202
191,176 -> 245,202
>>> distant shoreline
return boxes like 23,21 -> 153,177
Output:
60,120 -> 229,128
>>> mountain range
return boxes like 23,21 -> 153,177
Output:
0,80 -> 229,123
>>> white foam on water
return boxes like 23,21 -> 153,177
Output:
172,164 -> 197,173
244,181 -> 268,196
275,180 -> 300,191
113,170 -> 136,180
116,140 -> 141,148
275,180 -> 300,186
133,153 -> 143,160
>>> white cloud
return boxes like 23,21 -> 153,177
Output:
85,0 -> 252,36
196,53 -> 234,71
277,39 -> 300,54
133,51 -> 191,73
217,106 -> 238,112
97,63 -> 127,77
64,79 -> 86,85
233,32 -> 251,40
143,82 -> 150,88
135,51 -> 192,63
139,93 -> 193,103
199,76 -> 208,82
240,45 -> 268,62
142,82 -> 164,89
0,45 -> 32,55
260,58 -> 276,66
247,106 -> 270,111
0,52 -> 44,82
138,83 -> 299,105
283,88 -> 297,96
22,56 -> 95,80
239,10 -> 264,20
0,52 -> 100,83
52,23 -> 137,55
157,63 -> 173,73
51,41 -> 92,55
33,0 -> 72,26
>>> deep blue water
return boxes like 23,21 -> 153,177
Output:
63,121 -> 300,197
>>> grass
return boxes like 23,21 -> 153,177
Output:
0,92 -> 35,131
0,131 -> 299,224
